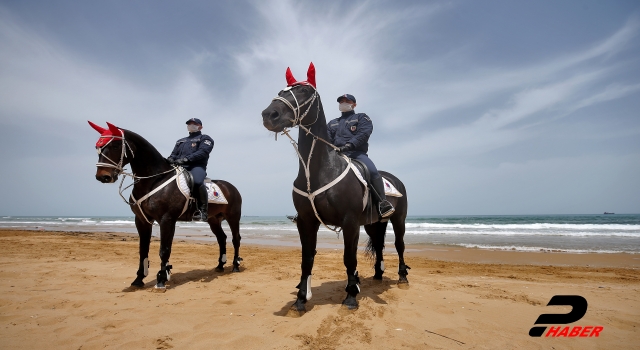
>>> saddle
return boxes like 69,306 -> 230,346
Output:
350,159 -> 371,185
176,168 -> 228,204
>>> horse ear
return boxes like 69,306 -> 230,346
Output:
106,122 -> 123,136
88,121 -> 107,134
285,67 -> 297,86
306,62 -> 316,88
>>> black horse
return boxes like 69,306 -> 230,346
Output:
89,121 -> 243,290
261,63 -> 409,311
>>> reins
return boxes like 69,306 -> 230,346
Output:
272,85 -> 353,235
96,131 -> 187,222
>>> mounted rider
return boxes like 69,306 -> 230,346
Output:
328,94 -> 395,218
166,118 -> 214,221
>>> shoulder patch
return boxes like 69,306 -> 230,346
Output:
364,116 -> 371,122
204,140 -> 212,146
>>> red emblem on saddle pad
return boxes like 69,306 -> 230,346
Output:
214,191 -> 219,197
88,121 -> 123,147
386,182 -> 390,188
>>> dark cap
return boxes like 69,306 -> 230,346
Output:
337,94 -> 356,103
185,118 -> 202,125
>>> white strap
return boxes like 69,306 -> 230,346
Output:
130,169 -> 185,224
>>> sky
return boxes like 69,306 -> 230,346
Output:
0,0 -> 639,216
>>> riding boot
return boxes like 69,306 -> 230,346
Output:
192,184 -> 209,222
371,176 -> 395,218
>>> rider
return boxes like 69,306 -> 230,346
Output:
328,94 -> 395,218
166,118 -> 214,221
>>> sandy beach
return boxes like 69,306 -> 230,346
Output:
0,229 -> 638,349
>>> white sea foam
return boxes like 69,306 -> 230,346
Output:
402,229 -> 640,237
405,223 -> 640,231
457,244 -> 631,254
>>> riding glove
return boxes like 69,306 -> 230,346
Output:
174,157 -> 189,165
338,143 -> 354,153
166,157 -> 175,165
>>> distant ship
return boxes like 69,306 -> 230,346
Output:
604,212 -> 615,215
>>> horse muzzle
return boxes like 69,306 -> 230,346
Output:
262,108 -> 292,132
96,169 -> 118,183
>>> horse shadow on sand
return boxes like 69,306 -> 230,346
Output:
120,266 -> 246,292
273,274 -> 403,316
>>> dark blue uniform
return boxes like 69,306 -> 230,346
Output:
327,110 -> 379,179
169,131 -> 214,186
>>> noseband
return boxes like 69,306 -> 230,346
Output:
272,83 -> 320,128
95,131 -> 179,206
96,133 -> 134,175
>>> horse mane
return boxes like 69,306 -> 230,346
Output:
121,129 -> 171,171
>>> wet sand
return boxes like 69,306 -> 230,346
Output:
0,229 -> 638,349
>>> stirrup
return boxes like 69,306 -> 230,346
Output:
379,201 -> 395,218
192,210 -> 207,222
287,214 -> 298,224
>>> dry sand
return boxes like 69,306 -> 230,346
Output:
0,229 -> 638,349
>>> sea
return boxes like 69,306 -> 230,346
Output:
1,214 -> 638,254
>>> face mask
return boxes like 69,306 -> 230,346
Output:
339,103 -> 353,112
187,124 -> 200,133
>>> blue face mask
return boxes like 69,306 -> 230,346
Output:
187,124 -> 200,133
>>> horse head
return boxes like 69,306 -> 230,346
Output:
88,121 -> 130,183
262,62 -> 319,132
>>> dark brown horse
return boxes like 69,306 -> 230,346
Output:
89,121 -> 243,290
261,63 -> 409,312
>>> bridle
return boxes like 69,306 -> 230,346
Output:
271,84 -> 367,235
272,83 -> 320,128
95,130 -> 179,205
95,133 -> 133,175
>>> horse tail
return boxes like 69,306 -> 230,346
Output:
365,235 -> 375,260
364,222 -> 386,261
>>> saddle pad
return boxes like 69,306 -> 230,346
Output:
177,173 -> 228,204
350,167 -> 403,197
382,177 -> 403,197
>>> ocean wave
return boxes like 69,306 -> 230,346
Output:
402,229 -> 640,237
457,244 -> 636,254
404,223 -> 640,230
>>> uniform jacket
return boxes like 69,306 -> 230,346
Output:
327,110 -> 373,154
169,131 -> 214,168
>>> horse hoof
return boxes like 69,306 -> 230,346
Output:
131,278 -> 145,287
215,266 -> 224,272
153,283 -> 167,292
398,276 -> 409,284
341,296 -> 359,310
373,273 -> 383,280
289,299 -> 306,315
340,302 -> 358,311
232,266 -> 240,273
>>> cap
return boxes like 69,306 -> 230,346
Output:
185,118 -> 202,125
337,94 -> 356,103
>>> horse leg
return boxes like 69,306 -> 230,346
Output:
342,221 -> 361,310
155,216 -> 177,290
291,216 -> 319,313
391,214 -> 410,284
208,218 -> 227,272
365,221 -> 388,280
131,216 -> 152,287
227,212 -> 242,272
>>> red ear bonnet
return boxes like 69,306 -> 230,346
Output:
285,67 -> 297,86
306,62 -> 316,88
88,120 -> 123,147
285,62 -> 316,88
